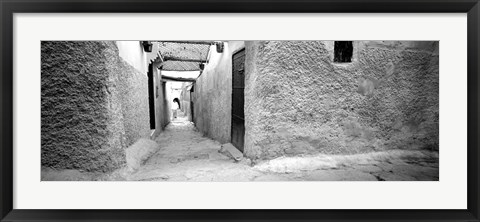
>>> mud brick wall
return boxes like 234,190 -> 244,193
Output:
193,41 -> 245,144
112,52 -> 150,147
41,41 -> 150,172
244,41 -> 439,161
180,82 -> 192,121
151,62 -> 170,136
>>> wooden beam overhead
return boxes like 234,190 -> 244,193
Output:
157,40 -> 216,45
161,69 -> 201,72
163,56 -> 207,63
161,75 -> 196,82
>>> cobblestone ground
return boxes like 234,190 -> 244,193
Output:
126,116 -> 439,182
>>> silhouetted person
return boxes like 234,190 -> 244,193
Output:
173,98 -> 180,119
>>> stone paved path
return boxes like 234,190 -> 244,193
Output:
126,116 -> 439,181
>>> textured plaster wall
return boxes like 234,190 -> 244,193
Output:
193,41 -> 245,144
41,41 -> 150,172
162,81 -> 172,127
151,63 -> 170,136
180,82 -> 193,121
114,58 -> 150,147
244,41 -> 439,161
113,41 -> 150,147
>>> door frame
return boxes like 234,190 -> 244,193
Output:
230,48 -> 246,152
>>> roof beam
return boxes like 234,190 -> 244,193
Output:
163,56 -> 207,63
157,41 -> 216,45
161,75 -> 196,82
161,69 -> 201,72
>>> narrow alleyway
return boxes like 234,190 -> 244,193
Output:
40,41 -> 440,182
41,111 -> 439,181
41,113 -> 439,181
122,112 -> 439,182
127,112 -> 260,181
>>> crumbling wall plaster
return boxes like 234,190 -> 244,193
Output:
111,45 -> 150,147
150,64 -> 170,137
41,41 -> 150,172
180,82 -> 193,121
244,41 -> 439,161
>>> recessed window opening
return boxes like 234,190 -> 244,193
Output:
334,41 -> 353,63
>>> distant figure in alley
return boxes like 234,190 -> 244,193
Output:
172,98 -> 180,119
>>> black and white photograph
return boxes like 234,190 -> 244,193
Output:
41,40 -> 439,181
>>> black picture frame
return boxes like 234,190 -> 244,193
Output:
1,0 -> 479,221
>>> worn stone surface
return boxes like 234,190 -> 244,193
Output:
41,117 -> 438,181
125,138 -> 159,171
41,41 -> 150,172
219,143 -> 244,161
127,116 -> 257,182
126,117 -> 438,182
193,41 -> 245,144
244,41 -> 439,161
304,170 -> 378,181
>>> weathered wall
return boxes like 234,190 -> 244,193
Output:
180,82 -> 193,121
193,41 -> 245,144
115,41 -> 151,146
151,63 -> 170,137
244,41 -> 439,161
113,47 -> 150,147
163,81 -> 172,126
41,41 -> 150,172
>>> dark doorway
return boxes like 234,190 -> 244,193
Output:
147,63 -> 155,129
162,81 -> 168,129
231,49 -> 245,152
190,84 -> 195,122
334,41 -> 353,63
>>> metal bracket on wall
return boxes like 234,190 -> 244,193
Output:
215,42 -> 224,53
142,41 -> 153,52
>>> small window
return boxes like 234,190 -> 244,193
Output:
334,41 -> 353,63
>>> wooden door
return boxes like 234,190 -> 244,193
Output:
231,49 -> 245,152
148,63 -> 155,129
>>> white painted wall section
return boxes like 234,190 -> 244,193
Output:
116,41 -> 148,74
